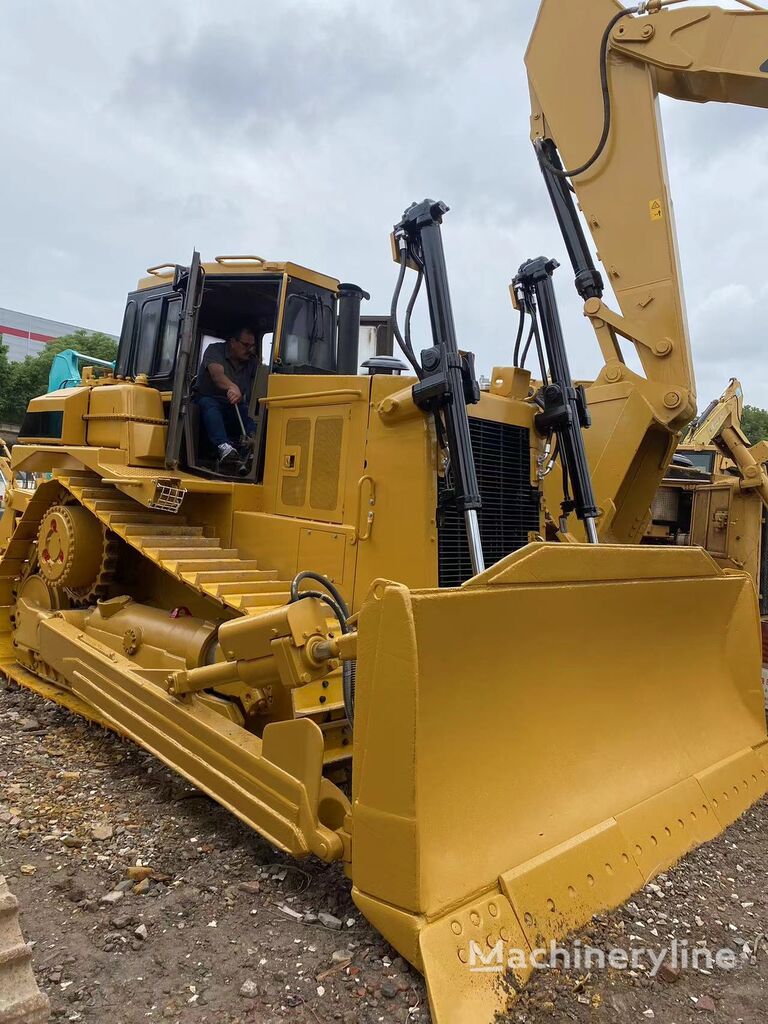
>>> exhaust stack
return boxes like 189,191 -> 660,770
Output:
337,283 -> 370,375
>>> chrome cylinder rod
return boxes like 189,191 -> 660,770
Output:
465,509 -> 486,575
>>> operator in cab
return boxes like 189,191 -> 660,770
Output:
197,327 -> 259,468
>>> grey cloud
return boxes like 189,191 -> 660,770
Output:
114,13 -> 420,141
0,0 -> 766,409
112,0 -> 528,144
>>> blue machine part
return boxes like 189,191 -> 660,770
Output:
48,350 -> 115,392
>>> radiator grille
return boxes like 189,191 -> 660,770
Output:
438,418 -> 540,588
651,486 -> 680,523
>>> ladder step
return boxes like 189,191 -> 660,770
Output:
123,524 -> 203,538
176,560 -> 263,575
149,548 -> 234,563
241,594 -> 292,611
58,471 -> 97,482
105,513 -> 189,526
91,500 -> 143,513
79,487 -> 118,500
137,535 -> 218,549
235,591 -> 291,610
204,579 -> 286,595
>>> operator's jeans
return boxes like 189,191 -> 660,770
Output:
198,395 -> 255,450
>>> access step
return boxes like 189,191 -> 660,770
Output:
122,524 -> 204,538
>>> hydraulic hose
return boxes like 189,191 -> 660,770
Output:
537,5 -> 639,179
390,246 -> 423,377
404,268 -> 423,367
289,571 -> 357,726
520,322 -> 536,369
512,302 -> 527,367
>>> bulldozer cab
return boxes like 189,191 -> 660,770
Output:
114,254 -> 341,482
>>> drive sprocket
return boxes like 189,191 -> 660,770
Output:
35,503 -> 118,605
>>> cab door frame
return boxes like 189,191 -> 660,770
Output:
165,252 -> 203,471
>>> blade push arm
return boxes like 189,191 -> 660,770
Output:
526,1 -> 768,542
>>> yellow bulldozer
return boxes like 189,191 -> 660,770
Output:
1,2 -> 767,1022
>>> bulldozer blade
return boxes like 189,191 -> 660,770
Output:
349,543 -> 768,1024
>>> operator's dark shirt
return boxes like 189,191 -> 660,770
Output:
197,341 -> 258,399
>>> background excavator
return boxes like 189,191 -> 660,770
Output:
646,380 -> 768,632
0,3 -> 767,1023
525,0 -> 768,546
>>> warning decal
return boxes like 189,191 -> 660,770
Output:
649,199 -> 663,222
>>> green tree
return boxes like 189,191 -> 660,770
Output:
0,342 -> 13,423
741,404 -> 768,446
0,330 -> 117,424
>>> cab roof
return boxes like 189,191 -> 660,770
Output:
136,256 -> 339,294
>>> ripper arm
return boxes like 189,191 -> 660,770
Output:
684,378 -> 768,505
526,0 -> 768,541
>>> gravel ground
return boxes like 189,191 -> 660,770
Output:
1,674 -> 767,1024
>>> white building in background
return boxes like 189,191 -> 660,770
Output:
0,306 -> 116,362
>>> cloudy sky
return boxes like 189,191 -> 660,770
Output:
2,0 -> 767,407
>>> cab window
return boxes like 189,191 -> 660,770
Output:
157,299 -> 181,376
115,300 -> 137,378
115,291 -> 181,386
136,299 -> 162,375
277,280 -> 336,373
686,451 -> 716,475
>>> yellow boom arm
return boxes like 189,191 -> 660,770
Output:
526,0 -> 768,541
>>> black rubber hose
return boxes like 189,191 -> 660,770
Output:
512,302 -> 527,367
520,322 -> 536,369
404,268 -> 423,367
528,305 -> 549,388
290,570 -> 349,615
537,5 -> 639,179
390,251 -> 423,377
292,589 -> 348,633
289,572 -> 357,726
